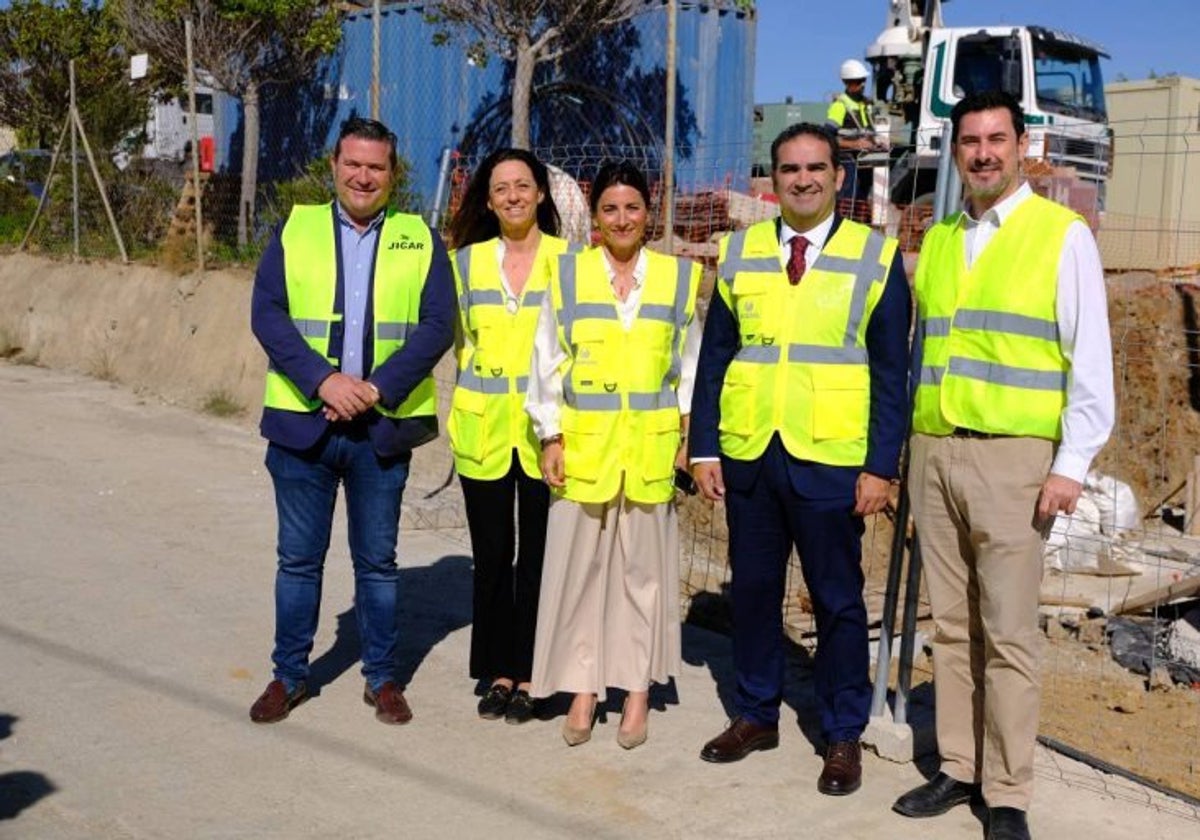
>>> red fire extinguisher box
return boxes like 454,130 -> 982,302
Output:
198,136 -> 215,173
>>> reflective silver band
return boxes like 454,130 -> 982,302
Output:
376,322 -> 413,341
292,319 -> 329,338
948,357 -> 1067,391
921,317 -> 952,338
953,309 -> 1060,342
457,368 -> 528,395
788,345 -> 869,364
735,344 -> 782,364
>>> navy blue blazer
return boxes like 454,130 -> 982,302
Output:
250,205 -> 455,458
690,216 -> 911,501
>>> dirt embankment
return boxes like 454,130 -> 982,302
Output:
0,253 -> 265,412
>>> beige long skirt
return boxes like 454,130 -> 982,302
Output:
529,491 -> 681,702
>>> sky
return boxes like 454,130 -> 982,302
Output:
754,0 -> 1200,104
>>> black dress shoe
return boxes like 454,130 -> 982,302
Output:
477,684 -> 512,720
987,807 -> 1031,840
893,772 -> 980,817
249,680 -> 307,724
817,740 -> 862,796
700,717 -> 779,763
504,689 -> 535,725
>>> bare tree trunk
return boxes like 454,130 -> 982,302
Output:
510,36 -> 535,150
237,80 -> 260,249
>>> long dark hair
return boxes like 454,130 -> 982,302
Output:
447,148 -> 561,248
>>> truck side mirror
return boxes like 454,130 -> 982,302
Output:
1001,31 -> 1023,96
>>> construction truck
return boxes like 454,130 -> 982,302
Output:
865,0 -> 1110,207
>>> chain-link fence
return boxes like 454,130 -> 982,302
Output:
4,68 -> 1200,804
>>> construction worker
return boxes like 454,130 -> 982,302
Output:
691,123 -> 911,795
893,91 -> 1114,840
826,58 -> 881,221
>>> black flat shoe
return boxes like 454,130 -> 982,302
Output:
504,689 -> 535,725
893,772 -> 980,817
477,684 -> 512,720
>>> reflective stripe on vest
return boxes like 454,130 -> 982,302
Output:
448,235 -> 575,480
264,203 -> 436,419
911,193 -> 1077,439
715,218 -> 896,464
551,247 -> 699,504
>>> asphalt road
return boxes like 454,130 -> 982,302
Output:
1,363 -> 1196,838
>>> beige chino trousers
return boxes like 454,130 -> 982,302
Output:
908,433 -> 1053,810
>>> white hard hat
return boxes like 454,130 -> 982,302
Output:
840,59 -> 870,81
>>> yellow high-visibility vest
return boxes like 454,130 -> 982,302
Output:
448,234 -> 575,480
912,193 -> 1077,439
715,218 -> 896,465
264,203 -> 436,419
550,247 -> 699,505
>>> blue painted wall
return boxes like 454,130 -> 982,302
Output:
216,1 -> 755,214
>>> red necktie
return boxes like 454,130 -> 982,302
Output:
787,235 -> 809,285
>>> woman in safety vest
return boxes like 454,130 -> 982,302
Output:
526,161 -> 701,749
447,148 -> 574,725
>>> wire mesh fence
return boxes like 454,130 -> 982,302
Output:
4,77 -> 1200,804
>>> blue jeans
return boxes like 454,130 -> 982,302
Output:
265,434 -> 410,692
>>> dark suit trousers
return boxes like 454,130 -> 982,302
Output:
724,438 -> 871,742
460,452 -> 550,683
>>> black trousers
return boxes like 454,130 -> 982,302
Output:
460,452 -> 550,683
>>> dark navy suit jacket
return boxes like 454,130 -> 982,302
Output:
690,215 -> 911,500
250,204 -> 455,458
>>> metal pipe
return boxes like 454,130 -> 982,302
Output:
428,146 -> 452,231
661,0 -> 677,241
932,119 -> 953,223
186,18 -> 205,272
70,60 -> 79,259
371,0 -> 381,120
893,533 -> 925,725
869,476 -> 912,717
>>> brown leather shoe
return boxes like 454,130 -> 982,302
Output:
700,717 -> 779,763
818,740 -> 862,795
363,681 -> 412,725
249,680 -> 307,724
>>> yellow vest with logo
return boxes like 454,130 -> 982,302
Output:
715,218 -> 896,465
264,203 -> 436,419
912,193 -> 1077,439
551,247 -> 699,505
448,234 -> 575,480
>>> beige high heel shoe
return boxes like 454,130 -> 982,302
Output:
562,694 -> 597,746
617,695 -> 648,750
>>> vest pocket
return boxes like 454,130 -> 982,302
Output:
639,410 -> 680,483
718,362 -> 756,437
810,365 -> 868,441
561,410 -> 610,482
448,387 -> 488,462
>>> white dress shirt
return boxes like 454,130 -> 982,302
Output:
961,182 -> 1115,482
525,247 -> 701,441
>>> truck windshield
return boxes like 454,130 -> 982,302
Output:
1033,36 -> 1107,121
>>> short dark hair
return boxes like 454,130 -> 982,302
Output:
589,160 -> 652,215
447,148 -> 562,248
950,91 -> 1025,143
770,123 -> 840,172
333,117 -> 398,170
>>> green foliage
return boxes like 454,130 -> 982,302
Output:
202,389 -> 243,417
0,181 -> 38,244
0,1 -> 151,152
257,156 -> 421,241
17,161 -> 179,259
